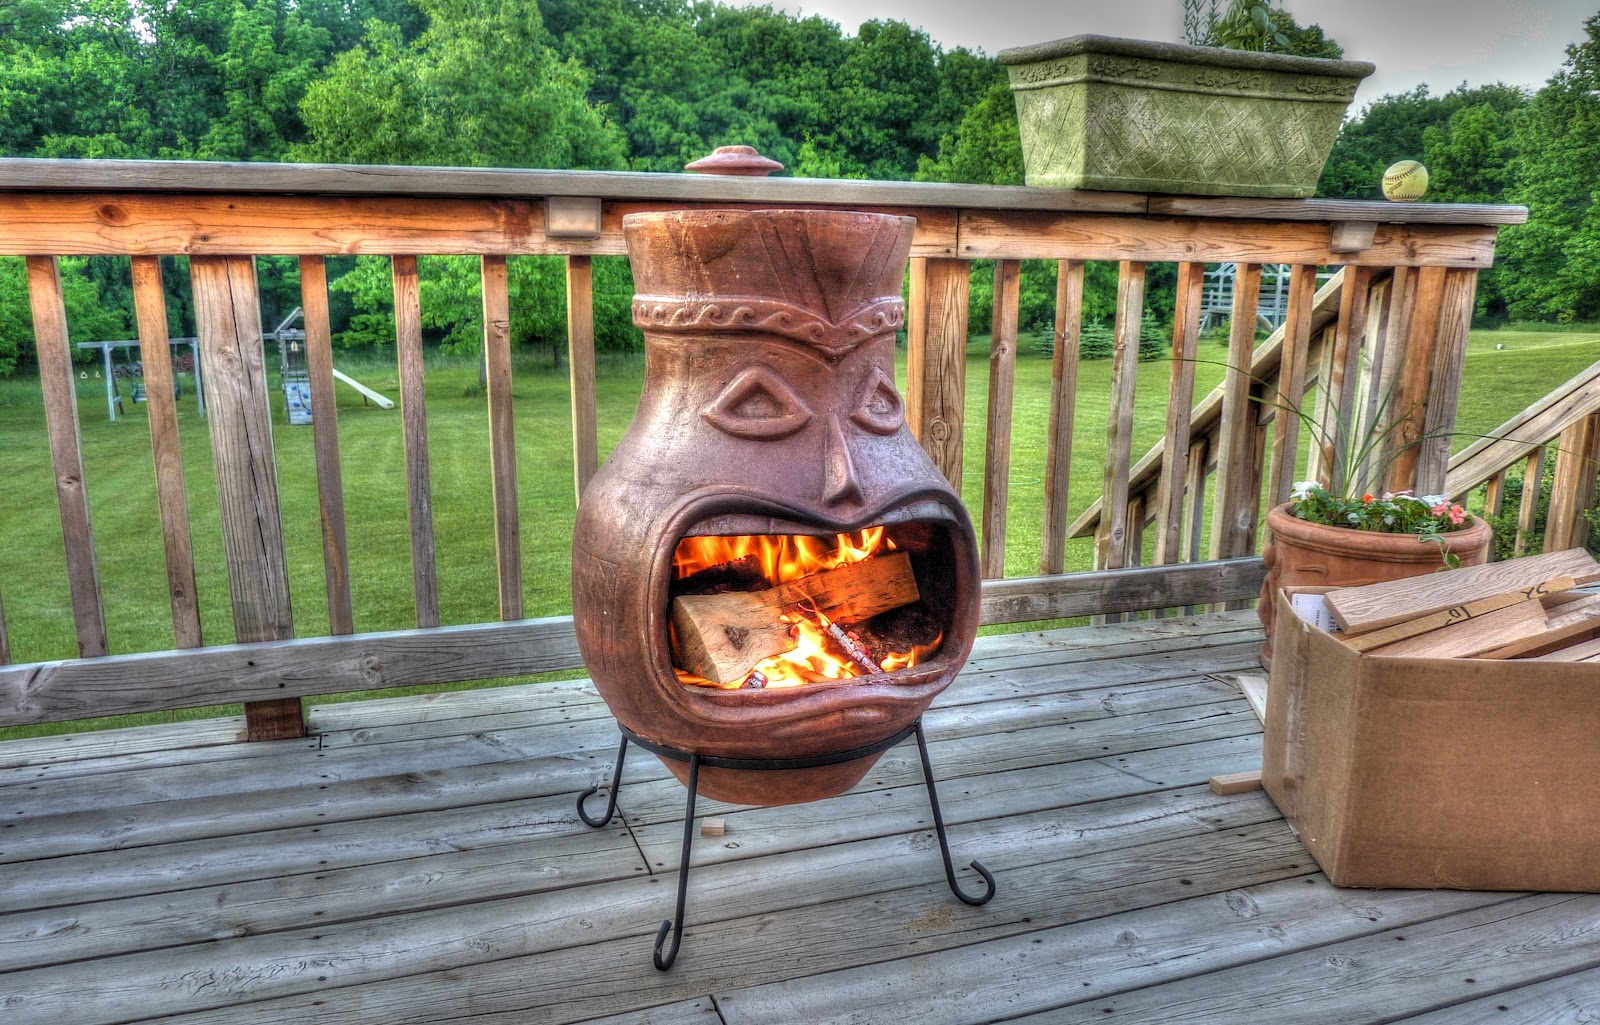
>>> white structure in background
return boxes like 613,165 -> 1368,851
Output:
265,308 -> 394,424
1199,264 -> 1335,333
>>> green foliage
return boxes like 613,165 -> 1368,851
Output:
0,257 -> 130,376
1186,0 -> 1342,58
1496,14 -> 1600,324
1484,452 -> 1600,559
294,0 -> 626,170
1317,83 -> 1528,201
1288,481 -> 1470,536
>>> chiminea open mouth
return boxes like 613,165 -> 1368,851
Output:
664,497 -> 966,694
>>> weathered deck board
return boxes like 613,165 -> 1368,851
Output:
1,613 -> 1592,1025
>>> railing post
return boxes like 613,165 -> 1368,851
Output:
27,256 -> 108,660
1153,261 -> 1204,568
981,259 -> 1020,578
190,255 -> 301,740
1210,262 -> 1262,563
1545,412 -> 1600,552
906,257 -> 970,495
1040,259 -> 1084,575
300,255 -> 355,637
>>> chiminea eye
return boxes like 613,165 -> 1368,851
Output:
850,365 -> 905,436
702,366 -> 813,440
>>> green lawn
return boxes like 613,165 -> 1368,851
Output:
1,324 -> 1595,737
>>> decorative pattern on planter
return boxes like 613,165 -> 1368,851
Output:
1000,35 -> 1374,197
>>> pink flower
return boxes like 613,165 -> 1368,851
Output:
1430,501 -> 1450,517
1449,504 -> 1467,526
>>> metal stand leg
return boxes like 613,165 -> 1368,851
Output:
654,753 -> 699,971
576,735 -> 630,827
914,719 -> 996,906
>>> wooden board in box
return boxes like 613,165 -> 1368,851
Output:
1262,587 -> 1600,891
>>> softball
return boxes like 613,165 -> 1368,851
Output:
1382,160 -> 1429,202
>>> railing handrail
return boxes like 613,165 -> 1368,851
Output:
0,156 -> 1529,225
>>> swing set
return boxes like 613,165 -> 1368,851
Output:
75,338 -> 204,422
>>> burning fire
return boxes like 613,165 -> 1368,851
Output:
671,528 -> 941,689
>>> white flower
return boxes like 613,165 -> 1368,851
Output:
1291,480 -> 1317,501
1420,494 -> 1447,508
1347,512 -> 1360,522
1383,514 -> 1396,525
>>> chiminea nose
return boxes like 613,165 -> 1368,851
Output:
821,414 -> 863,507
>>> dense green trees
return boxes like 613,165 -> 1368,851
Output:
1,0 -> 1598,377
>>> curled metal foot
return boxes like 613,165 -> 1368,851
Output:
654,753 -> 700,971
576,735 -> 629,827
914,718 -> 997,907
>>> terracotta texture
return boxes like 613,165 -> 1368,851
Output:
1258,502 -> 1492,666
571,208 -> 981,805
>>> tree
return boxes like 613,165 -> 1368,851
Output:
1317,83 -> 1527,200
0,257 -> 131,376
1498,13 -> 1600,323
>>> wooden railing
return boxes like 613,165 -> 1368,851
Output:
0,157 -> 1526,741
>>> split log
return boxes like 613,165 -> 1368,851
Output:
1325,547 -> 1600,635
1480,593 -> 1600,659
1368,598 -> 1548,659
671,552 -> 919,684
1341,575 -> 1579,652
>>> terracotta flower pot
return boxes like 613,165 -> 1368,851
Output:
1258,502 -> 1492,667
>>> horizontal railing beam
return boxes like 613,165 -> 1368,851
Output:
0,561 -> 1264,727
980,558 -> 1267,625
0,157 -> 1528,224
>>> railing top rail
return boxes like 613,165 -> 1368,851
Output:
0,157 -> 1529,226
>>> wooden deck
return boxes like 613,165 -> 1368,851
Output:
4,610 -> 1598,1024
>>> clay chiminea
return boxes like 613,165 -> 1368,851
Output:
570,207 -> 982,806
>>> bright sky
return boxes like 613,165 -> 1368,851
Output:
752,0 -> 1596,111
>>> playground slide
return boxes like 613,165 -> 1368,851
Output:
331,368 -> 396,409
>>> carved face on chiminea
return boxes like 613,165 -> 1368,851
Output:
571,209 -> 981,805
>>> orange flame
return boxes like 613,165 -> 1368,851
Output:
671,528 -> 938,689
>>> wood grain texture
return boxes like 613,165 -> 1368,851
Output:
190,255 -> 300,739
1210,263 -> 1263,562
1153,262 -> 1204,567
904,256 -> 927,442
299,255 -> 354,636
1446,360 -> 1600,500
130,257 -> 203,649
1414,267 -> 1479,495
981,260 -> 1020,579
1267,265 -> 1317,506
1311,266 -> 1371,489
957,210 -> 1502,267
481,255 -> 523,621
392,255 -> 439,630
1515,447 -> 1546,557
566,255 -> 599,501
1343,575 -> 1577,651
1146,193 -> 1527,225
0,160 -> 1153,210
26,257 -> 107,659
1483,470 -> 1507,520
1098,262 -> 1146,573
0,617 -> 585,726
1382,265 -> 1449,492
979,557 -> 1266,624
1544,412 -> 1600,554
908,258 -> 970,494
1368,597 -> 1547,658
1477,594 -> 1600,659
1071,268 -> 1358,541
1208,770 -> 1263,795
1184,438 -> 1210,573
1041,260 -> 1084,574
1326,546 -> 1600,634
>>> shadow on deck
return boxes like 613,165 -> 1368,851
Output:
3,611 -> 1597,1024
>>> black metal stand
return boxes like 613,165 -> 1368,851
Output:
575,717 -> 995,970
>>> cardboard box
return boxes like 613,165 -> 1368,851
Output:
1262,588 -> 1600,891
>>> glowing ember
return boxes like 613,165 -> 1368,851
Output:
671,528 -> 941,689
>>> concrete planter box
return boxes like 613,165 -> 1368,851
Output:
998,35 -> 1374,197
